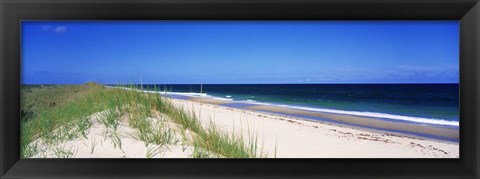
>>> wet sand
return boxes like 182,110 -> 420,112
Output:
188,97 -> 458,141
170,97 -> 459,158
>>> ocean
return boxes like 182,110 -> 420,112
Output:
124,84 -> 459,127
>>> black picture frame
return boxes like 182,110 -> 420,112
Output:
1,0 -> 479,178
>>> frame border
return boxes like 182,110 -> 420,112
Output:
1,0 -> 479,178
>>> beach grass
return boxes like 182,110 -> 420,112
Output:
20,82 -> 266,158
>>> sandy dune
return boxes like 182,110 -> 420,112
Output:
30,96 -> 458,158
30,111 -> 195,158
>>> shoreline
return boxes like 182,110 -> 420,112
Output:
106,86 -> 459,142
168,96 -> 459,158
24,85 -> 459,158
108,86 -> 459,127
186,96 -> 459,142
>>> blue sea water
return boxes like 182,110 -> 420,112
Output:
127,84 -> 459,126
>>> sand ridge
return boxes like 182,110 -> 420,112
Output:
29,96 -> 459,158
30,110 -> 195,158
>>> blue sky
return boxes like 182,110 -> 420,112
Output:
22,21 -> 459,84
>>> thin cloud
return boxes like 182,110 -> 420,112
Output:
54,26 -> 67,33
397,64 -> 458,73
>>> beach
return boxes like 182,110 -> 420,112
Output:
21,21 -> 460,159
168,96 -> 459,158
24,85 -> 459,158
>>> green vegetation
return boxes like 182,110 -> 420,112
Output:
21,84 -> 96,123
20,83 -> 267,158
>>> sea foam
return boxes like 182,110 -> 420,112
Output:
110,86 -> 459,127
235,99 -> 459,127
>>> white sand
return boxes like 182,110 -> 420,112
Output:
168,98 -> 459,158
30,97 -> 459,158
30,111 -> 195,158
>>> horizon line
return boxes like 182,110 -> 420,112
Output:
21,82 -> 461,85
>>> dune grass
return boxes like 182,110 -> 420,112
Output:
20,83 -> 266,158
